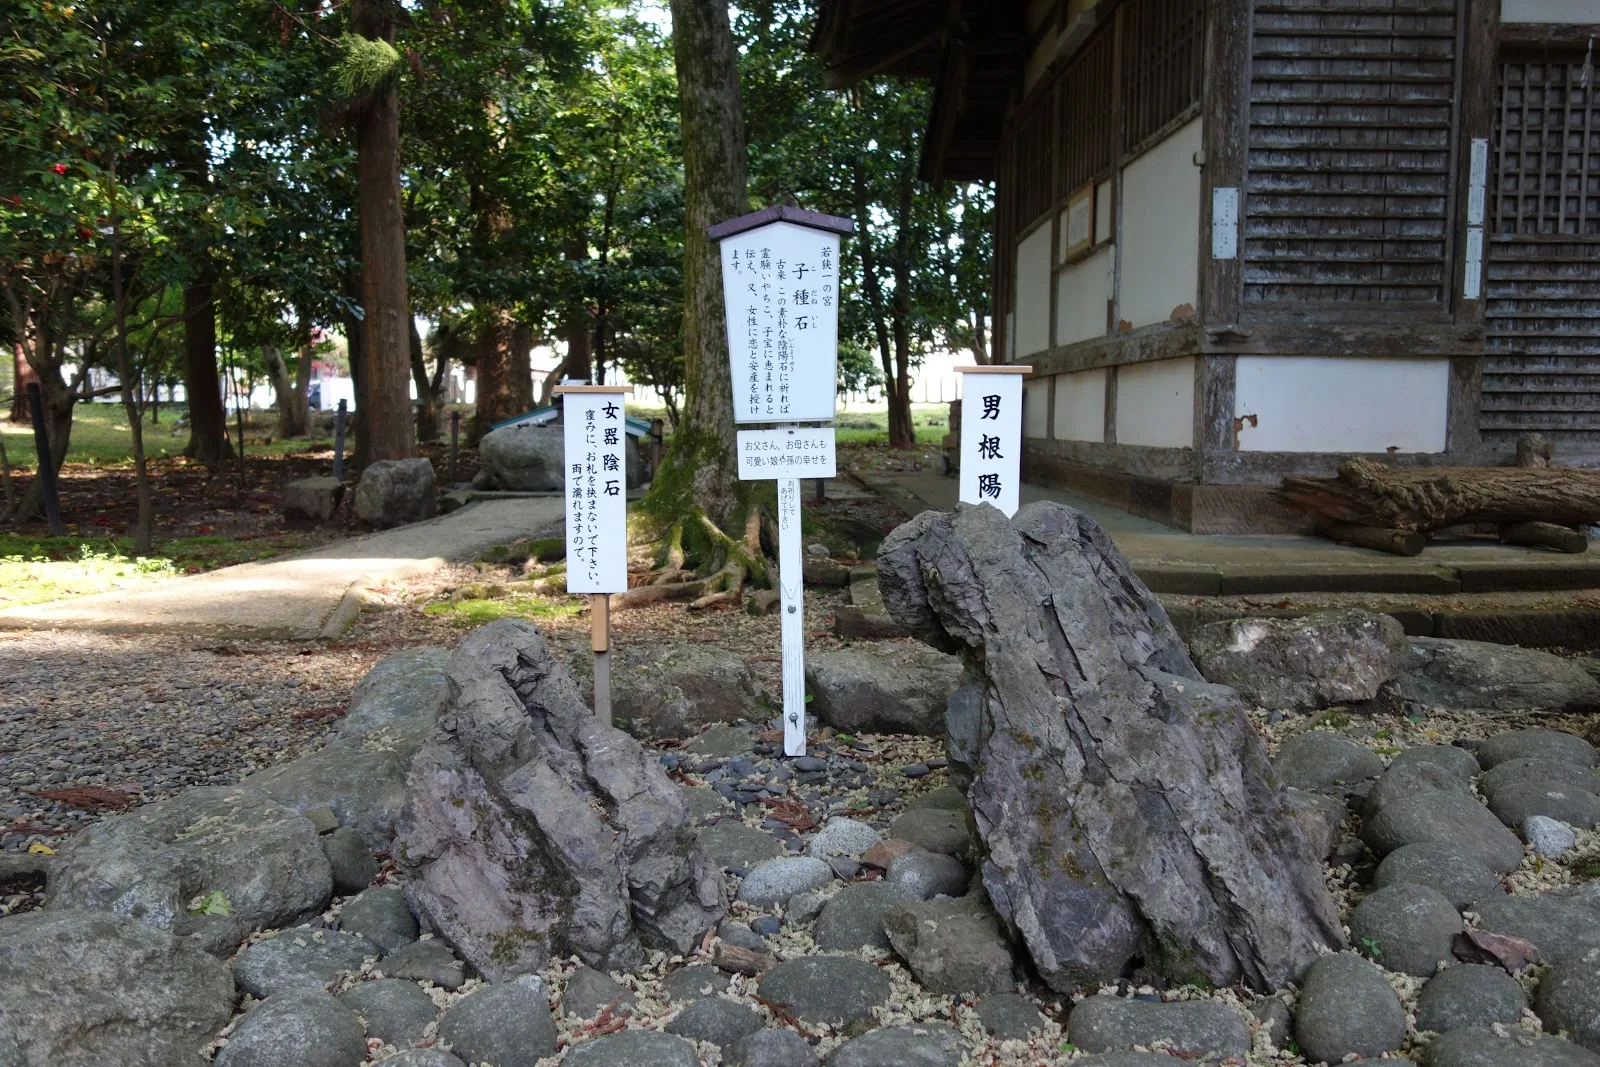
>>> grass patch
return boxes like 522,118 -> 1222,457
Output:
832,404 -> 948,446
421,595 -> 584,627
0,532 -> 316,608
0,403 -> 335,469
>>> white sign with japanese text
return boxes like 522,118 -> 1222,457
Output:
562,391 -> 629,594
720,220 -> 840,424
959,370 -> 1024,518
737,427 -> 837,481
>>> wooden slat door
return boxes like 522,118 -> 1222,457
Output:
1481,52 -> 1600,455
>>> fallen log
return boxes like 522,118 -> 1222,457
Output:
1499,521 -> 1588,554
1279,459 -> 1600,534
1319,522 -> 1425,557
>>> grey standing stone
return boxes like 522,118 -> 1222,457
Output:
477,424 -> 563,492
1400,639 -> 1600,713
396,621 -> 723,981
339,647 -> 453,746
321,827 -> 379,894
1284,789 -> 1347,861
665,997 -> 765,1048
45,786 -> 332,957
1415,964 -> 1528,1033
806,647 -> 964,736
975,994 -> 1048,1040
1474,895 -> 1600,967
339,885 -> 418,954
1526,815 -> 1579,858
437,982 -> 556,1067
738,857 -> 833,908
877,503 -> 1342,992
887,808 -> 972,860
807,817 -> 882,859
1390,744 -> 1482,782
886,851 -> 969,900
561,965 -> 636,1020
1348,883 -> 1462,976
1293,953 -> 1406,1065
826,1023 -> 962,1067
814,883 -> 909,952
381,938 -> 465,990
340,979 -> 439,1049
355,458 -> 437,527
758,956 -> 892,1027
0,909 -> 235,1067
564,1030 -> 699,1067
883,895 -> 1016,996
1188,609 -> 1407,710
572,642 -> 764,742
1476,728 -> 1598,770
1372,842 -> 1504,909
1363,789 -> 1525,872
727,1028 -> 818,1067
700,823 -> 787,869
1066,996 -> 1250,1061
233,927 -> 380,998
1537,954 -> 1600,1053
1425,1026 -> 1600,1067
214,990 -> 366,1067
1274,732 -> 1385,796
373,1053 -> 466,1067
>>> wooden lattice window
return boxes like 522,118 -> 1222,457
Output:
1060,28 -> 1116,192
1494,56 -> 1600,237
1243,0 -> 1460,309
1121,0 -> 1205,155
1014,101 -> 1054,230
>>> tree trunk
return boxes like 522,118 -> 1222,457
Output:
109,156 -> 154,555
10,337 -> 37,424
878,503 -> 1343,991
264,344 -> 309,438
410,317 -> 440,443
886,164 -> 916,449
293,333 -> 313,429
351,0 -> 415,464
343,269 -> 367,467
562,233 -> 594,383
471,316 -> 516,442
1280,458 -> 1600,534
181,275 -> 233,464
646,0 -> 750,529
508,321 -> 534,413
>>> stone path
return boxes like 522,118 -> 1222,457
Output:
0,497 -> 564,641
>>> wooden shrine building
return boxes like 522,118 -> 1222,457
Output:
814,0 -> 1600,532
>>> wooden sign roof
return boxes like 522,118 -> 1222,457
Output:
706,205 -> 855,242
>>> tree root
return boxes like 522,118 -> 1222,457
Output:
612,580 -> 706,611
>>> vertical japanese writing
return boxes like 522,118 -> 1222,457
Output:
563,392 -> 628,594
958,373 -> 1024,518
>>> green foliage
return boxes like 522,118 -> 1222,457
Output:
188,890 -> 233,917
334,33 -> 402,98
421,595 -> 583,627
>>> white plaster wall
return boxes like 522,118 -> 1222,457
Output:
1118,118 -> 1202,329
1014,225 -> 1054,357
1117,357 -> 1195,448
1053,368 -> 1106,442
1024,378 -> 1051,439
1502,0 -> 1600,21
1234,356 -> 1449,453
1055,245 -> 1114,346
1095,179 -> 1112,244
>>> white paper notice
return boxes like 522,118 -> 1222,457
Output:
736,427 -> 837,480
1212,187 -> 1239,260
562,393 -> 628,594
959,372 -> 1024,518
720,220 -> 840,424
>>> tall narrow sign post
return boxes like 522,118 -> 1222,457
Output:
955,366 -> 1032,517
710,206 -> 854,757
555,384 -> 632,726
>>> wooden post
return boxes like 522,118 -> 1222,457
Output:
591,593 -> 613,726
777,476 -> 806,757
449,409 -> 460,483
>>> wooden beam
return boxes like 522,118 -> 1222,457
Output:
1200,0 -> 1249,328
1203,322 -> 1485,358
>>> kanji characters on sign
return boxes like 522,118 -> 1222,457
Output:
561,389 -> 629,594
956,368 -> 1029,518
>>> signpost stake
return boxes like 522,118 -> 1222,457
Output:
591,593 -> 612,727
776,476 -> 807,756
26,383 -> 65,536
333,399 -> 348,481
449,410 -> 461,483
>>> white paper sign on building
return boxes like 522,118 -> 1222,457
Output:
737,427 -> 837,480
711,206 -> 855,425
957,366 -> 1032,518
559,387 -> 630,594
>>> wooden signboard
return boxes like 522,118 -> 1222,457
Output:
956,366 -> 1031,518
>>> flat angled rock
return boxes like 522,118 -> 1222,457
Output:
1401,640 -> 1600,713
700,823 -> 786,869
45,786 -> 332,957
572,642 -> 763,742
759,957 -> 891,1028
396,621 -> 723,981
877,504 -> 1341,992
561,966 -> 636,1020
1189,609 -> 1407,710
975,994 -> 1048,1040
0,909 -> 235,1067
806,647 -> 964,736
1066,996 -> 1250,1060
233,927 -> 380,998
